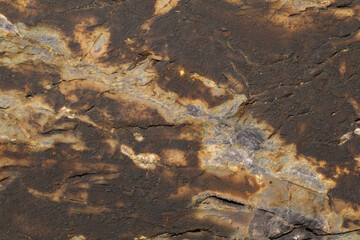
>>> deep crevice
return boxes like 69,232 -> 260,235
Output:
269,227 -> 295,240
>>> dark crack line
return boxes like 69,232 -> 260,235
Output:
41,124 -> 79,135
269,227 -> 295,240
83,89 -> 112,113
127,51 -> 152,71
194,194 -> 280,217
285,3 -> 337,18
151,228 -> 227,239
267,115 -> 293,140
25,78 -> 85,99
194,194 -> 245,208
0,176 -> 10,182
270,222 -> 360,239
328,0 -> 356,9
169,228 -> 211,236
193,194 -> 360,238
307,227 -> 360,237
228,98 -> 255,120
80,33 -> 104,61
84,103 -> 96,113
25,91 -> 47,98
113,123 -> 191,130
282,179 -> 320,194
67,172 -> 99,179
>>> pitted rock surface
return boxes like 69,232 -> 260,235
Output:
0,0 -> 359,239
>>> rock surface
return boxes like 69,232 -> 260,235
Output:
0,0 -> 359,239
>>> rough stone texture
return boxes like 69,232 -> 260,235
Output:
0,0 -> 359,239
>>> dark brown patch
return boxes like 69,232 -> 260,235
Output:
1,0 -> 360,238
0,123 -> 243,239
342,218 -> 360,229
156,61 -> 234,108
0,66 -> 60,96
144,0 -> 360,205
149,0 -> 289,91
242,18 -> 360,204
86,93 -> 170,129
194,170 -> 263,201
99,0 -> 156,64
328,172 -> 360,205
43,88 -> 69,112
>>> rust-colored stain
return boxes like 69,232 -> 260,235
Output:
0,0 -> 359,239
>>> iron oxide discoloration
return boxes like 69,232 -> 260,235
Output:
0,0 -> 359,239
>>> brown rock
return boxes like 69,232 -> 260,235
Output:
0,0 -> 359,239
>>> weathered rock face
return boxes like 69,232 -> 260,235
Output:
0,0 -> 359,239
